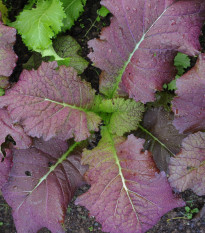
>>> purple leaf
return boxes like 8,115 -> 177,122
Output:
0,108 -> 31,188
88,0 -> 205,103
172,54 -> 205,133
76,128 -> 184,233
0,62 -> 101,141
0,108 -> 32,149
0,20 -> 17,88
0,149 -> 12,188
2,138 -> 87,233
136,107 -> 186,172
169,132 -> 205,196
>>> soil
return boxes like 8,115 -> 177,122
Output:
0,0 -> 205,233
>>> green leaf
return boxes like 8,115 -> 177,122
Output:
96,6 -> 110,22
53,35 -> 88,73
0,1 -> 8,24
164,53 -> 191,91
0,88 -> 4,96
98,98 -> 144,136
185,206 -> 191,212
61,0 -> 86,31
12,0 -> 66,51
174,52 -> 191,73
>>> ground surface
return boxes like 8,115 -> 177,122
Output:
0,0 -> 205,233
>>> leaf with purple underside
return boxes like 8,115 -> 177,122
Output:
88,0 -> 205,103
76,128 -> 185,233
2,138 -> 87,233
0,20 -> 18,88
169,132 -> 205,196
0,62 -> 101,141
172,54 -> 205,134
136,107 -> 186,172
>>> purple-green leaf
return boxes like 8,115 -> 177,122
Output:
88,0 -> 205,103
169,132 -> 205,196
172,54 -> 205,133
0,20 -> 17,88
0,62 -> 101,141
2,138 -> 87,233
76,128 -> 185,233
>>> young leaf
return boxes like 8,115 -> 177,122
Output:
12,0 -> 66,50
96,6 -> 110,22
169,132 -> 205,196
88,0 -> 205,103
61,0 -> 86,31
172,54 -> 205,133
98,98 -> 144,136
136,107 -> 186,172
76,128 -> 185,233
53,35 -> 88,73
164,52 -> 191,91
0,19 -> 17,88
2,138 -> 87,233
0,62 -> 101,141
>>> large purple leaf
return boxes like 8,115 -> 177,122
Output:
0,108 -> 32,149
172,54 -> 205,133
169,132 -> 205,196
88,0 -> 205,103
0,62 -> 101,141
0,19 -> 17,88
0,108 -> 31,188
2,138 -> 87,233
76,128 -> 184,233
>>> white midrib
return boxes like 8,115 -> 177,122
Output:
107,130 -> 140,224
110,5 -> 170,98
16,141 -> 80,212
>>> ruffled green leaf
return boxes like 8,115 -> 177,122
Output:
99,98 -> 144,136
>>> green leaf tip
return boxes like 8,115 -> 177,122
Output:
13,0 -> 66,51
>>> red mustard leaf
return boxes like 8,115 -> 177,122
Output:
0,149 -> 12,188
172,54 -> 205,133
88,0 -> 205,103
136,107 -> 186,172
0,62 -> 101,141
0,108 -> 31,188
169,132 -> 205,196
2,138 -> 87,233
76,128 -> 185,233
0,19 -> 17,88
0,108 -> 32,149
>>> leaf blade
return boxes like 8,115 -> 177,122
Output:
76,128 -> 185,233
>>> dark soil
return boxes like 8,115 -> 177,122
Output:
0,0 -> 205,233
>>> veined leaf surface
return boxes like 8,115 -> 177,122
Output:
2,138 -> 87,233
0,19 -> 17,88
169,132 -> 205,196
0,62 -> 101,141
61,0 -> 86,31
88,0 -> 205,103
76,128 -> 184,233
172,54 -> 205,133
